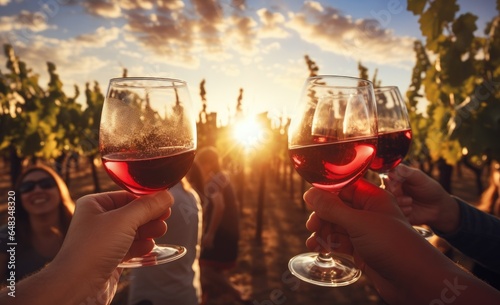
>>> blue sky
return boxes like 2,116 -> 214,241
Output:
0,0 -> 497,125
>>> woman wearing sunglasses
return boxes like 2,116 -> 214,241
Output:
0,164 -> 75,286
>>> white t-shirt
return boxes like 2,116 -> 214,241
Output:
128,182 -> 203,305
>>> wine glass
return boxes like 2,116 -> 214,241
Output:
288,75 -> 378,286
369,86 -> 433,239
99,77 -> 197,267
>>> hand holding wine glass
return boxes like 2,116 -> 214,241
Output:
99,77 -> 197,267
287,75 -> 378,286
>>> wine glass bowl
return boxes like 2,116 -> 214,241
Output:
288,75 -> 378,286
99,77 -> 197,267
369,86 -> 433,239
369,86 -> 412,185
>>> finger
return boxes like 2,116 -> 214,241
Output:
389,164 -> 429,190
115,190 -> 174,229
77,191 -> 138,212
340,179 -> 400,217
306,212 -> 322,232
395,196 -> 413,207
303,188 -> 354,229
305,230 -> 353,255
123,239 -> 156,261
399,206 -> 412,217
136,220 -> 167,240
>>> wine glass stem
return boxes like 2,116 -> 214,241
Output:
378,173 -> 388,189
316,252 -> 335,268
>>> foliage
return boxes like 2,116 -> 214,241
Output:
0,44 -> 104,186
407,0 -> 500,165
358,62 -> 381,87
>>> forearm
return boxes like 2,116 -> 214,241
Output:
0,258 -> 90,305
394,238 -> 500,305
428,194 -> 461,234
437,198 -> 500,272
407,264 -> 500,305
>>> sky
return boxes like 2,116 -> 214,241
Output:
0,0 -> 498,125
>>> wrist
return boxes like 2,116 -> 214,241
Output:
430,195 -> 460,234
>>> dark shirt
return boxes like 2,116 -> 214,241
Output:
0,225 -> 51,285
200,172 -> 239,264
434,197 -> 500,273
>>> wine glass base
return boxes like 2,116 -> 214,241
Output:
288,252 -> 362,287
413,226 -> 434,239
118,244 -> 186,268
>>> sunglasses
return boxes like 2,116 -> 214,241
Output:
19,177 -> 57,194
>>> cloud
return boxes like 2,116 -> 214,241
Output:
0,25 -> 112,89
286,1 -> 415,67
124,11 -> 199,68
225,14 -> 258,54
73,26 -> 120,48
0,10 -> 53,33
256,8 -> 289,39
82,0 -> 121,18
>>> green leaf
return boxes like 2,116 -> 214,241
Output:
453,13 -> 478,53
407,0 -> 427,15
419,0 -> 459,44
21,132 -> 42,157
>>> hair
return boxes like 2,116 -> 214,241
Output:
14,164 -> 76,243
195,146 -> 221,174
478,160 -> 500,217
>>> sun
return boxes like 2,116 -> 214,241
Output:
232,117 -> 265,150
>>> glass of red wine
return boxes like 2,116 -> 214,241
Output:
369,86 -> 433,239
99,77 -> 197,267
288,75 -> 378,286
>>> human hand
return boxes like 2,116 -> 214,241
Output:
303,179 -> 500,304
52,191 -> 172,304
304,179 -> 451,304
385,164 -> 459,233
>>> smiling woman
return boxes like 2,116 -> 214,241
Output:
0,164 -> 75,287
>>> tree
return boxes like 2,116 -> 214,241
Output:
357,62 -> 382,87
46,61 -> 82,181
407,0 -> 500,192
405,40 -> 433,173
81,81 -> 104,192
0,44 -> 58,185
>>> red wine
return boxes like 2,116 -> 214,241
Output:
369,129 -> 412,173
102,148 -> 195,195
289,137 -> 378,192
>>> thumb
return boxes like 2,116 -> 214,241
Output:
304,188 -> 358,230
115,190 -> 173,229
389,164 -> 421,185
386,164 -> 419,195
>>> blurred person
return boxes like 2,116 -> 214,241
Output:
304,179 -> 500,305
0,164 -> 75,286
386,163 -> 500,276
194,146 -> 245,304
128,179 -> 203,305
0,190 -> 172,305
477,160 -> 500,217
